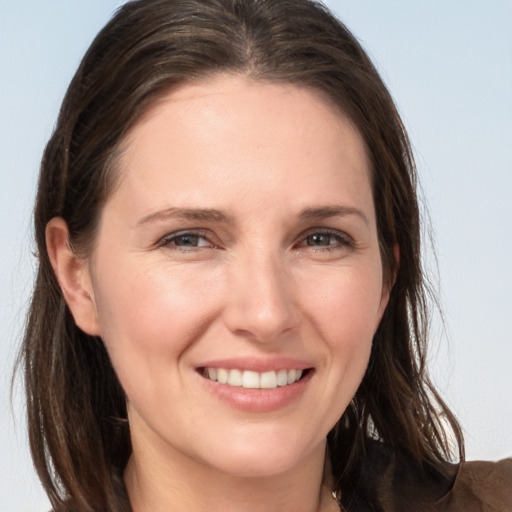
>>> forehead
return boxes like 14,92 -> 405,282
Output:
112,75 -> 373,223
123,75 -> 368,163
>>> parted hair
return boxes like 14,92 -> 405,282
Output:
20,0 -> 463,510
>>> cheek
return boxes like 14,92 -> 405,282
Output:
300,265 -> 384,344
299,264 -> 383,400
90,259 -> 222,384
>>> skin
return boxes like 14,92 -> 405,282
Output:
47,75 -> 391,512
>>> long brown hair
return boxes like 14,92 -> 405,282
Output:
20,0 -> 464,510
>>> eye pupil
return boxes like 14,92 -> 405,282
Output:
308,234 -> 330,246
176,235 -> 198,246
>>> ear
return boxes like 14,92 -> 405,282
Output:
46,217 -> 101,336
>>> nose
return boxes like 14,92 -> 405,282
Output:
222,252 -> 299,343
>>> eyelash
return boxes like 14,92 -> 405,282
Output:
295,228 -> 354,252
157,228 -> 354,253
157,230 -> 215,251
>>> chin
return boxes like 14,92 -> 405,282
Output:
206,451 -> 302,479
197,427 -> 324,479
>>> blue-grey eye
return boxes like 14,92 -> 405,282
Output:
174,234 -> 201,247
306,233 -> 339,246
161,232 -> 212,248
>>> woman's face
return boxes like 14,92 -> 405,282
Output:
82,76 -> 389,477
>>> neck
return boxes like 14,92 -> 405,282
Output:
124,431 -> 332,512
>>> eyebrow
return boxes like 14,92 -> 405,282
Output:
137,207 -> 234,226
299,205 -> 369,226
137,204 -> 369,227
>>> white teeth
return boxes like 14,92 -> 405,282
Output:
287,369 -> 303,384
217,368 -> 228,384
204,368 -> 304,389
260,371 -> 277,389
242,371 -> 260,389
276,369 -> 288,386
228,369 -> 242,386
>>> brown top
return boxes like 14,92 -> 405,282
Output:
343,441 -> 512,511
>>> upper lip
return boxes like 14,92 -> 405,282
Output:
196,357 -> 313,373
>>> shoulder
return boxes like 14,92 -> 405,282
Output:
347,440 -> 512,512
437,457 -> 512,511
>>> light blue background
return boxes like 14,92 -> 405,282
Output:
1,1 -> 511,510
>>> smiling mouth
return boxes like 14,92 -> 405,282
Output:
200,368 -> 309,389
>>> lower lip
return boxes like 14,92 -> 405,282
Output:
198,370 -> 313,413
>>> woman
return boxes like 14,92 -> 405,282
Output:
20,0 -> 511,511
